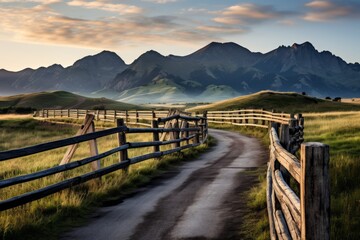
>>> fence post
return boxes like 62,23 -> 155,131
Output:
185,121 -> 190,145
173,119 -> 180,148
125,110 -> 129,123
117,119 -> 128,171
203,111 -> 208,141
67,109 -> 70,118
88,121 -> 100,171
151,120 -> 160,153
300,143 -> 330,240
114,110 -> 117,122
76,109 -> 79,119
194,120 -> 200,144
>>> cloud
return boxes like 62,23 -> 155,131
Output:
142,0 -> 177,4
213,3 -> 292,25
0,0 -> 60,3
197,25 -> 246,34
0,4 -> 218,49
67,0 -> 143,14
305,1 -> 333,9
304,0 -> 360,21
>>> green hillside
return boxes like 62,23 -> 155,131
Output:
0,91 -> 144,110
187,91 -> 360,113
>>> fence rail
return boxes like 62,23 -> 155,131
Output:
0,111 -> 208,211
203,109 -> 329,240
4,108 -> 329,239
35,109 -> 179,126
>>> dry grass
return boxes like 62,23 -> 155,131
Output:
0,117 -> 211,240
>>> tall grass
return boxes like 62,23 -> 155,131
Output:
303,112 -> 360,239
0,118 -> 212,240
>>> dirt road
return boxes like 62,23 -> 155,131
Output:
62,129 -> 267,240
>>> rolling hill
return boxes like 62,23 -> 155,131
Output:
0,91 -> 143,110
187,91 -> 360,113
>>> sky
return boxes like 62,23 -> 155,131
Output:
0,0 -> 359,71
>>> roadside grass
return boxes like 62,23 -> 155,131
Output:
303,112 -> 360,240
211,111 -> 360,239
0,118 -> 214,240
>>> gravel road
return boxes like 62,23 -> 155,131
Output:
62,128 -> 267,240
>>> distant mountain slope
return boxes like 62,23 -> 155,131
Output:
106,41 -> 360,102
0,51 -> 127,95
1,41 -> 360,103
0,91 -> 143,110
187,91 -> 360,113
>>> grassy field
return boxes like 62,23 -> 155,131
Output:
0,117 -> 212,240
0,91 -> 144,110
303,111 -> 360,239
187,91 -> 360,113
211,111 -> 360,239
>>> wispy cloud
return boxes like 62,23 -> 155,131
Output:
67,0 -> 143,14
304,0 -> 360,21
213,3 -> 291,25
0,3 -> 218,49
197,25 -> 246,34
142,0 -> 177,4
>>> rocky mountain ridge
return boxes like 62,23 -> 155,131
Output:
1,42 -> 359,103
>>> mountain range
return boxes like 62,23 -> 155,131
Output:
1,42 -> 359,103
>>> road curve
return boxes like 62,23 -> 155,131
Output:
61,128 -> 267,240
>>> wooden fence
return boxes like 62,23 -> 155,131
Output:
0,111 -> 208,211
35,109 -> 176,127
202,109 -> 330,240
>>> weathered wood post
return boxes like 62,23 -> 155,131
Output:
152,110 -> 156,121
279,123 -> 291,184
114,110 -> 117,122
125,110 -> 129,123
194,119 -> 200,144
67,109 -> 70,118
300,142 -> 330,240
76,109 -> 79,119
117,119 -> 128,171
136,110 -> 139,124
185,121 -> 190,145
245,109 -> 249,125
174,118 -> 180,148
104,109 -> 107,120
151,119 -> 160,153
88,121 -> 100,171
203,111 -> 208,141
261,109 -> 266,126
289,114 -> 298,154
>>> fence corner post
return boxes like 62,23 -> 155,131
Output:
300,142 -> 330,240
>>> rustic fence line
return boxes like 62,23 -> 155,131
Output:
0,111 -> 208,211
201,109 -> 329,240
34,109 -> 185,127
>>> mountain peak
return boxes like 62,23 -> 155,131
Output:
73,50 -> 126,68
135,50 -> 165,62
291,41 -> 315,51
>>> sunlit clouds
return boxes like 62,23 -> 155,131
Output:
304,0 -> 360,21
0,0 -> 359,70
67,1 -> 143,14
